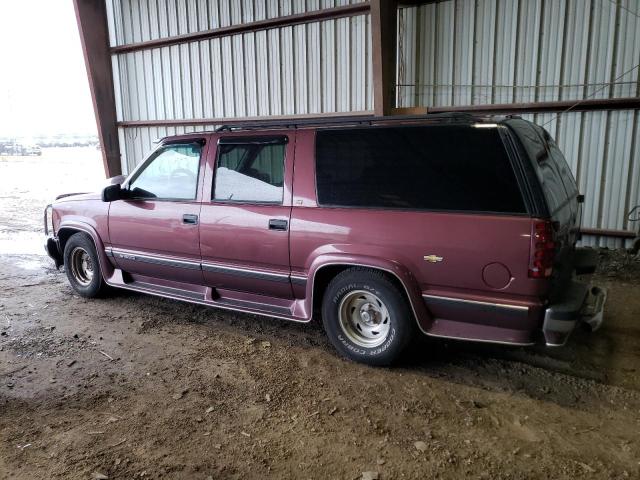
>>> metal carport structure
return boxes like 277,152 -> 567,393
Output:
73,0 -> 640,247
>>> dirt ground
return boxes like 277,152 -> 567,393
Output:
1,151 -> 640,479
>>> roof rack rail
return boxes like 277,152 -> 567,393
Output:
162,112 -> 498,140
173,111 -> 496,138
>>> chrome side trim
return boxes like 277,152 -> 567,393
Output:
108,248 -> 293,282
290,275 -> 307,286
422,294 -> 530,312
202,263 -> 290,283
111,249 -> 201,271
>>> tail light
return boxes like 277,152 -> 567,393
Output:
528,220 -> 555,278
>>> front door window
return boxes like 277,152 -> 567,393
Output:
128,144 -> 202,200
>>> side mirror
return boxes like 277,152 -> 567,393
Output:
102,183 -> 124,202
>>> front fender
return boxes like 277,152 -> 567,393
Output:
305,253 -> 432,331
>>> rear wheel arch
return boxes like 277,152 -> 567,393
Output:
310,262 -> 421,325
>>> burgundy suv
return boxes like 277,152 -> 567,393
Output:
44,114 -> 606,365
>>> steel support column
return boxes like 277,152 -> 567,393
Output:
73,0 -> 121,177
371,0 -> 398,116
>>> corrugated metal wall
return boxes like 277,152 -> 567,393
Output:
107,0 -> 372,174
106,0 -> 640,247
397,0 -> 640,247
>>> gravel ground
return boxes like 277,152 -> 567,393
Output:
1,151 -> 639,479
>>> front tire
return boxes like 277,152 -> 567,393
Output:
322,268 -> 415,366
63,232 -> 107,298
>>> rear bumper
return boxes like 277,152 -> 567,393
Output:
542,281 -> 607,346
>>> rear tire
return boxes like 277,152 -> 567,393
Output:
63,232 -> 108,298
321,268 -> 415,366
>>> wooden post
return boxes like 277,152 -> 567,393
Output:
371,0 -> 398,117
73,0 -> 121,177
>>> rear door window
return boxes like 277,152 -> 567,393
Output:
213,137 -> 286,203
315,125 -> 526,214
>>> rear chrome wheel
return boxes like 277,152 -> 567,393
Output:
322,267 -> 415,366
338,290 -> 391,348
69,247 -> 94,286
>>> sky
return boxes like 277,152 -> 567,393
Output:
0,1 -> 97,137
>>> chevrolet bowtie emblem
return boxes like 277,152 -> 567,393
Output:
423,254 -> 444,263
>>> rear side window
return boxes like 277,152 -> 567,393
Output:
315,125 -> 526,213
510,121 -> 572,213
543,132 -> 579,198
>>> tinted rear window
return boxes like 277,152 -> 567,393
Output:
509,121 -> 574,214
315,125 -> 526,213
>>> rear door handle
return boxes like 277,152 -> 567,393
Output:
268,219 -> 288,231
183,214 -> 198,225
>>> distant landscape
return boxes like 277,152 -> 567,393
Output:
0,134 -> 99,154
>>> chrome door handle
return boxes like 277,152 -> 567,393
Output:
183,214 -> 198,225
268,219 -> 288,231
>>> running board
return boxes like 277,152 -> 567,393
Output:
133,281 -> 205,301
105,269 -> 305,323
215,297 -> 292,316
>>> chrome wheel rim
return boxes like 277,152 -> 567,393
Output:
69,247 -> 94,286
338,290 -> 391,348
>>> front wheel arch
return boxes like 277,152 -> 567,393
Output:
62,232 -> 110,297
57,228 -> 81,261
57,226 -> 103,267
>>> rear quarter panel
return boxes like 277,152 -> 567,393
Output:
290,129 -> 547,330
290,209 -> 537,295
